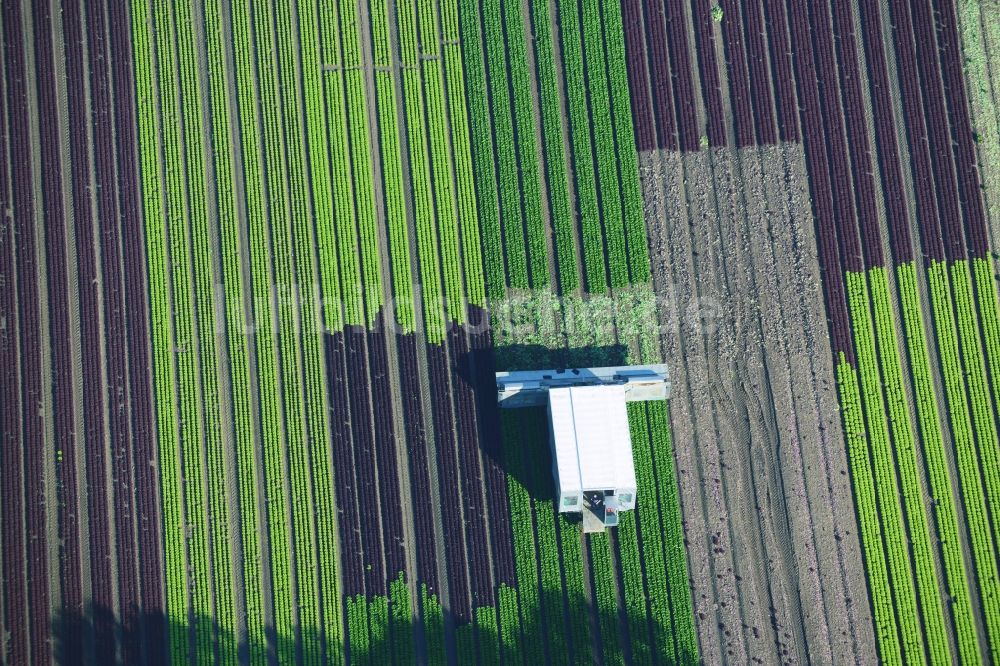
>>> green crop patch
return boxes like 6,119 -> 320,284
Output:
128,0 -> 694,662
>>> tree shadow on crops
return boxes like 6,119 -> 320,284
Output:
52,586 -> 698,665
490,342 -> 629,373
52,604 -> 318,666
459,340 -> 629,501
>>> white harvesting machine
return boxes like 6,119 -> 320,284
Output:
496,365 -> 671,532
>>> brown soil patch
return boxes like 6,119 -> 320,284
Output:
641,143 -> 877,665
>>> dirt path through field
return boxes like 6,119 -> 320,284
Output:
641,143 -> 877,665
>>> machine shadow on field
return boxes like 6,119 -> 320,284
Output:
459,341 -> 628,501
52,596 -> 696,665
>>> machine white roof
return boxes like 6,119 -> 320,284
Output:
548,384 -> 636,493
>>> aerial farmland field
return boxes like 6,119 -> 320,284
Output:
2,0 -> 1000,664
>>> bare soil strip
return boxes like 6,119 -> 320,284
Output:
641,143 -> 877,666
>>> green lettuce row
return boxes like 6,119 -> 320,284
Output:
371,0 -> 416,332
854,270 -> 950,663
837,359 -> 902,664
601,0 -> 649,283
341,0 -> 385,324
233,0 -> 299,659
231,0 -> 291,655
557,0 -> 607,292
928,262 -> 1000,661
589,533 -> 624,665
298,0 -> 345,653
558,519 -> 594,664
647,402 -> 698,660
389,574 -> 414,662
280,0 -> 346,659
845,272 -> 924,662
476,604 -> 500,664
176,0 -> 239,659
251,0 -> 307,657
129,2 -> 188,661
580,0 -> 627,289
524,409 -> 572,665
397,0 -> 447,342
459,0 -> 506,300
441,0 -> 487,307
497,584 -> 520,662
314,0 -> 346,331
503,0 -> 550,289
320,0 -> 363,328
950,262 -> 1000,539
482,0 -> 529,290
896,264 -> 981,662
422,585 -> 447,665
531,0 -> 581,294
419,0 -> 466,324
205,0 -> 270,655
626,403 -> 671,663
503,411 -> 540,664
154,0 -> 215,658
346,595 -> 370,662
